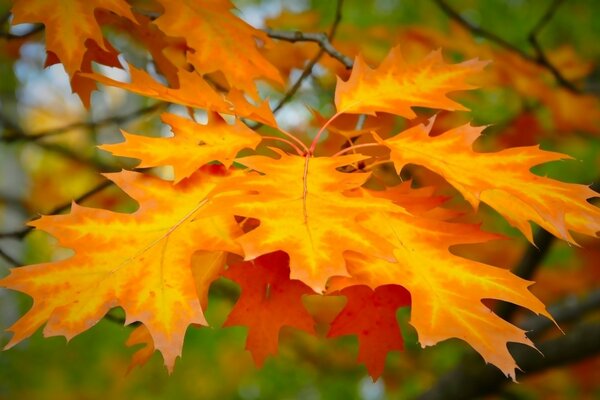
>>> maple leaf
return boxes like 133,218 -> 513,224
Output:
81,64 -> 277,126
0,170 -> 242,371
334,47 -> 487,117
223,252 -> 315,366
102,113 -> 262,183
378,121 -> 600,242
208,150 -> 397,291
10,0 -> 134,78
153,0 -> 282,98
327,284 -> 411,380
330,211 -> 552,380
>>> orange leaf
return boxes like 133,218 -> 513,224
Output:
208,150 -> 397,291
81,64 -> 277,126
154,0 -> 282,98
223,252 -> 315,366
11,0 -> 134,78
0,170 -> 242,372
331,211 -> 552,380
328,284 -> 411,380
102,113 -> 262,183
335,47 -> 487,117
379,121 -> 600,242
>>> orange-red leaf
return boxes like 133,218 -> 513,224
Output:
328,284 -> 411,380
335,47 -> 487,117
223,252 -> 315,366
11,0 -> 134,78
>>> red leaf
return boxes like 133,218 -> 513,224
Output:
223,252 -> 315,365
328,284 -> 411,379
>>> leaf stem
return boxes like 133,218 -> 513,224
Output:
261,136 -> 304,156
309,111 -> 343,154
332,142 -> 383,157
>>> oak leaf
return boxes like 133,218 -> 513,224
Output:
335,47 -> 487,117
328,284 -> 411,379
102,113 -> 262,183
331,211 -> 552,379
378,121 -> 600,242
154,0 -> 282,98
208,150 -> 397,291
10,0 -> 134,78
0,170 -> 242,371
223,252 -> 315,366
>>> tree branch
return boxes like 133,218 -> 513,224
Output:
268,0 -> 350,116
0,180 -> 113,241
418,290 -> 600,400
265,29 -> 353,71
1,103 -> 165,143
432,0 -> 579,93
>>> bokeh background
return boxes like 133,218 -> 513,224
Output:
1,0 -> 599,399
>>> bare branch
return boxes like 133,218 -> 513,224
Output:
1,103 -> 165,143
0,248 -> 20,266
265,29 -> 353,70
432,0 -> 579,93
419,289 -> 600,400
0,180 -> 113,241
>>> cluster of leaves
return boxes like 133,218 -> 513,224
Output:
1,0 -> 599,383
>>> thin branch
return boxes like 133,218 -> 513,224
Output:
419,289 -> 600,400
432,0 -> 579,93
269,0 -> 350,115
418,321 -> 600,400
0,180 -> 113,241
495,228 -> 554,321
265,29 -> 353,70
0,248 -> 20,266
1,103 -> 165,143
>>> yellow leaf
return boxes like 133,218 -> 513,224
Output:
331,211 -> 552,380
0,170 -> 242,371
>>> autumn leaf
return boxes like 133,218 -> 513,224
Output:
102,113 -> 262,183
10,0 -> 134,78
153,0 -> 282,98
378,121 -> 600,242
223,252 -> 315,366
330,211 -> 552,380
208,150 -> 397,291
327,284 -> 411,380
0,170 -> 242,371
334,47 -> 487,117
81,64 -> 277,126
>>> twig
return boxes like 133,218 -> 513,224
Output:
0,180 -> 113,241
432,0 -> 579,93
0,248 -> 20,266
269,0 -> 349,115
265,29 -> 353,71
495,228 -> 554,321
1,103 -> 165,143
418,289 -> 600,400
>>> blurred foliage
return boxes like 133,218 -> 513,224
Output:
1,0 -> 599,399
